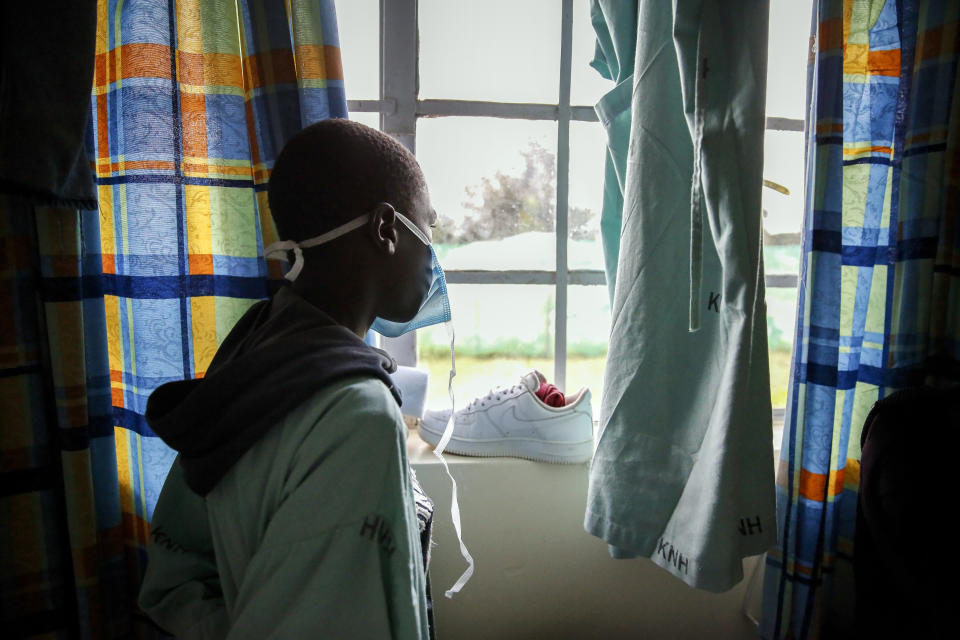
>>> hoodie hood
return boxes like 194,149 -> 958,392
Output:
146,286 -> 401,496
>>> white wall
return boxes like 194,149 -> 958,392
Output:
409,436 -> 764,640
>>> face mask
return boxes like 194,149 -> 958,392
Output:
370,245 -> 451,337
263,210 -> 452,337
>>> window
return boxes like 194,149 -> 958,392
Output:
338,0 -> 809,422
761,0 -> 814,423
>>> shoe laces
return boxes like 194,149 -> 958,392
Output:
466,384 -> 521,411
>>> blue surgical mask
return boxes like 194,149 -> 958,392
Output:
263,210 -> 452,337
371,244 -> 451,337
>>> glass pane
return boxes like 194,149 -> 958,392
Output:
337,0 -> 379,100
570,0 -> 614,106
418,284 -> 555,412
767,286 -> 798,409
419,0 -> 561,103
568,120 -> 606,271
762,130 -> 804,239
762,125 -> 803,411
766,0 -> 815,120
349,111 -> 381,130
417,117 -> 558,270
765,0 -> 810,413
566,285 -> 610,421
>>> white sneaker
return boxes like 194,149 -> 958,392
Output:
418,371 -> 594,464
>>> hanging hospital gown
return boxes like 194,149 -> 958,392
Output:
585,0 -> 777,592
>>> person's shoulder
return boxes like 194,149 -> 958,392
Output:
324,374 -> 400,411
273,376 -> 406,477
287,375 -> 403,436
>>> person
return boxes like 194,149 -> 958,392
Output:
138,119 -> 438,639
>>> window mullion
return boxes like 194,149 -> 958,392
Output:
417,99 -> 600,122
765,116 -> 804,131
347,99 -> 397,114
379,0 -> 419,365
379,0 -> 417,151
554,0 -> 573,391
418,99 -> 558,120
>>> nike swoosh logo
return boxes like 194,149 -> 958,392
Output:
508,405 -> 582,425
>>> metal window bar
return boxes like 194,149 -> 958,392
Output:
416,99 -> 599,122
442,270 -> 798,289
350,99 -> 805,133
554,0 -> 573,390
377,0 -> 419,365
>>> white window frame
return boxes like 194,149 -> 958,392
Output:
347,0 -> 801,403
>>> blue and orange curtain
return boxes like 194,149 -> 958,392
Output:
762,1 -> 960,637
1,0 -> 346,636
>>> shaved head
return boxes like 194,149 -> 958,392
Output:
267,119 -> 428,242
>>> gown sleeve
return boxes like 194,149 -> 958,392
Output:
138,457 -> 230,639
222,383 -> 429,640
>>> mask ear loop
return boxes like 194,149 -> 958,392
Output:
432,321 -> 475,598
297,214 -> 370,250
394,211 -> 431,246
263,240 -> 304,281
263,214 -> 372,282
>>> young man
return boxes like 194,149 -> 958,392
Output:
139,119 -> 437,639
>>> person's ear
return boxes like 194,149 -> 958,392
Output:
368,202 -> 399,256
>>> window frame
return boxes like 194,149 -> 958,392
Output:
346,0 -> 801,398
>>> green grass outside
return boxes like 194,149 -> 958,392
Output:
768,348 -> 792,408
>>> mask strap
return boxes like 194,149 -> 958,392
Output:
298,214 -> 370,250
432,321 -> 475,597
263,240 -> 304,281
263,214 -> 371,282
395,211 -> 431,245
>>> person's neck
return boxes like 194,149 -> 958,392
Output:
291,277 -> 375,339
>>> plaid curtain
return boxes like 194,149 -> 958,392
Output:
761,1 -> 960,638
1,199 -> 113,637
1,1 -> 345,637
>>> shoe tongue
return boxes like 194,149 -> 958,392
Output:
520,370 -> 546,392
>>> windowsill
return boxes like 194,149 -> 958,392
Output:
405,422 -> 762,639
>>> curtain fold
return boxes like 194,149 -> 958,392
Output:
761,1 -> 960,637
1,1 -> 346,636
1,198 -> 112,637
588,0 -> 638,304
0,2 -> 98,207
